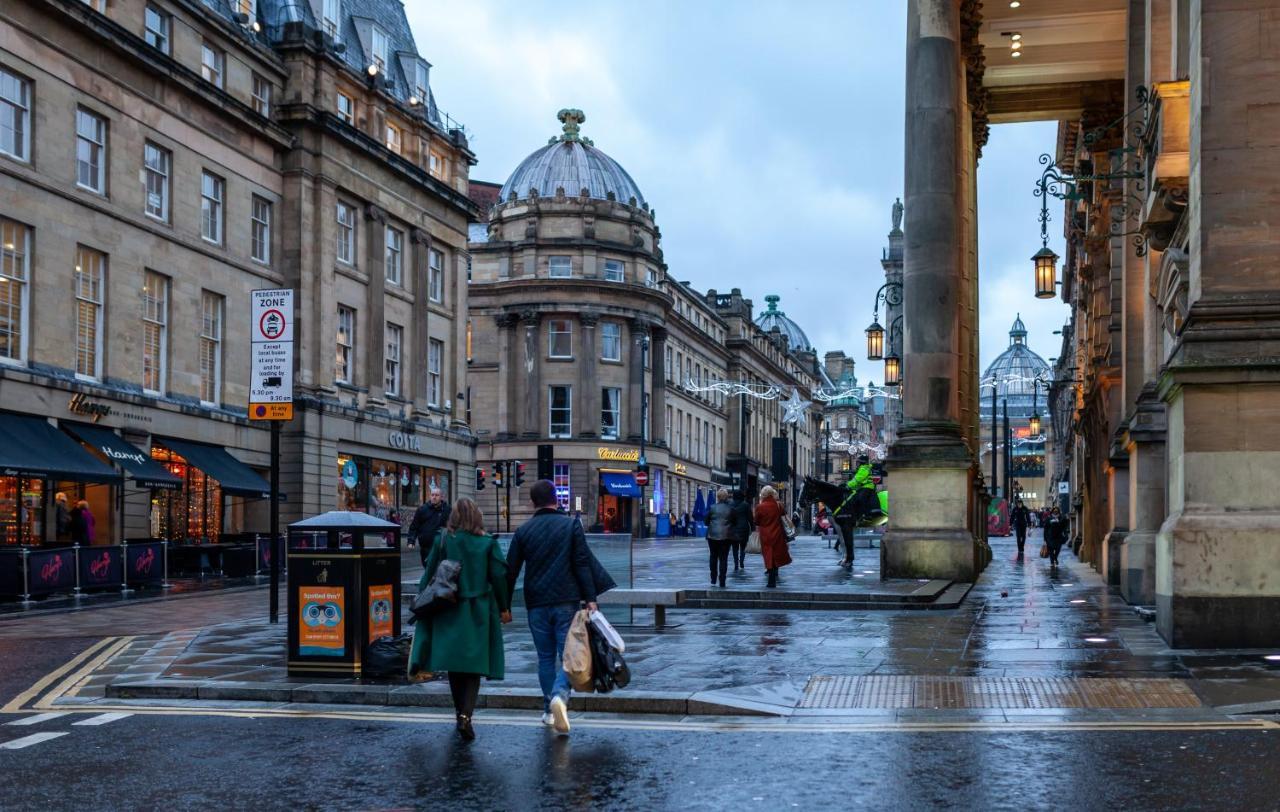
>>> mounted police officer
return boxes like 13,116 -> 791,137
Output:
834,454 -> 879,568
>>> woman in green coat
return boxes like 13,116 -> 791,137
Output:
408,497 -> 511,741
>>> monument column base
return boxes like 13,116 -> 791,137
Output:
1100,530 -> 1126,587
1120,530 -> 1157,605
882,424 -> 977,581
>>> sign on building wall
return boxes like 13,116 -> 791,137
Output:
250,289 -> 295,420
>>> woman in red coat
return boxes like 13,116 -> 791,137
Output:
753,486 -> 792,588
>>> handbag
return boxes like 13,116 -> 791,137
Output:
1039,543 -> 1049,559
746,530 -> 761,555
410,534 -> 462,622
780,513 -> 797,542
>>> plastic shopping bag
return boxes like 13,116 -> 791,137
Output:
589,610 -> 625,654
563,609 -> 595,693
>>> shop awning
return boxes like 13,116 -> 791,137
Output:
0,413 -> 121,483
61,423 -> 182,491
600,472 -> 641,497
156,437 -> 272,498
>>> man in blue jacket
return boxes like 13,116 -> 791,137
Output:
507,480 -> 602,735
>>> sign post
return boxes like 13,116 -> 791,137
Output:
250,289 -> 295,624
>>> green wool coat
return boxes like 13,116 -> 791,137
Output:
407,531 -> 511,680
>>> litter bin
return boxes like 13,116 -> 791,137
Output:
286,511 -> 401,677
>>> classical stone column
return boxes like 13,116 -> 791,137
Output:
649,326 -> 668,447
494,313 -> 518,439
626,319 -> 647,442
578,312 -> 600,439
1122,387 -> 1165,605
520,310 -> 541,439
410,228 -> 432,411
363,204 -> 388,403
882,0 -> 977,581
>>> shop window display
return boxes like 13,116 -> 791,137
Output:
335,453 -> 450,528
151,446 -> 221,542
0,477 -> 43,546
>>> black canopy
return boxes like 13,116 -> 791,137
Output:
0,413 -> 121,483
61,423 -> 182,491
155,437 -> 272,498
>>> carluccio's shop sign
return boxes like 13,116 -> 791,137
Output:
597,447 -> 640,463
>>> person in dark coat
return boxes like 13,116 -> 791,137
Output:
728,490 -> 754,571
54,492 -> 71,543
753,486 -> 792,588
506,480 -> 612,736
407,497 -> 510,742
1042,507 -> 1068,568
407,487 -> 450,566
69,501 -> 95,545
1011,500 -> 1031,558
705,489 -> 734,588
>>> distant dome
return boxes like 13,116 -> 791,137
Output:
499,109 -> 646,206
755,295 -> 813,353
982,314 -> 1051,418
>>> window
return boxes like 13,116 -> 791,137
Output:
142,271 -> 168,393
384,323 -> 402,397
601,322 -> 621,361
384,226 -> 402,284
200,171 -> 224,243
646,267 -> 658,288
200,291 -> 222,405
601,387 -> 621,440
548,256 -> 571,278
335,201 -> 356,264
549,386 -> 572,438
233,0 -> 255,16
0,69 -> 30,162
0,218 -> 30,362
201,41 -> 224,88
336,92 -> 354,125
143,142 -> 170,221
75,109 -> 106,193
336,306 -> 355,383
428,150 -> 446,180
414,62 -> 429,103
427,338 -> 443,406
371,25 -> 388,71
252,74 -> 271,117
548,319 -> 572,358
249,196 -> 271,263
385,123 -> 400,154
83,0 -> 108,11
321,0 -> 340,37
74,246 -> 105,380
553,463 -> 571,512
144,4 -> 170,53
664,345 -> 672,381
603,259 -> 624,282
428,248 -> 444,302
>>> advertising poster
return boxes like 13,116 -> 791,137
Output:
368,585 -> 394,642
299,586 -> 345,657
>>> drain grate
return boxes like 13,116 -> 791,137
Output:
800,676 -> 1202,710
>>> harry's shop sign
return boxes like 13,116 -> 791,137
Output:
68,393 -> 111,422
597,446 -> 640,463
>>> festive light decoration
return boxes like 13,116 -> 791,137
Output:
682,380 -> 901,402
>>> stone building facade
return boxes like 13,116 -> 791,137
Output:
0,0 -> 475,548
818,351 -> 873,484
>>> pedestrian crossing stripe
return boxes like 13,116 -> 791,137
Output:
5,712 -> 71,726
1,731 -> 69,750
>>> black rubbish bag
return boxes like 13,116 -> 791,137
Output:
588,623 -> 631,693
364,633 -> 413,679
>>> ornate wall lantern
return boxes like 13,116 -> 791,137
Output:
865,320 -> 885,361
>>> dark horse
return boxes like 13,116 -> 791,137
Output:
797,476 -> 888,567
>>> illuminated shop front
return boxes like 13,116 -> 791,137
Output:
336,452 -> 453,525
149,439 -> 271,543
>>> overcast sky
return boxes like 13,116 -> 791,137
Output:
411,0 -> 1069,378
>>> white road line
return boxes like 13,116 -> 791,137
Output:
1,732 -> 69,750
5,712 -> 71,727
71,712 -> 133,727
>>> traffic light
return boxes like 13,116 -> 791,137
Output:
476,467 -> 486,491
493,463 -> 504,489
537,444 -> 554,480
515,461 -> 526,487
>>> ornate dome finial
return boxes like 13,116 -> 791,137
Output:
1010,313 -> 1027,345
557,108 -> 586,142
765,294 -> 782,313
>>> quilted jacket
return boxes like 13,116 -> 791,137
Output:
506,509 -> 613,609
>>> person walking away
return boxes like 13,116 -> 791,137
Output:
1043,507 -> 1068,569
729,490 -> 754,571
506,480 -> 610,736
408,498 -> 510,742
705,489 -> 734,587
69,500 -> 95,545
753,486 -> 792,588
1011,500 -> 1031,559
54,493 -> 71,543
408,487 -> 451,566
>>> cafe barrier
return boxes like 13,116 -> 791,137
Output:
0,541 -> 169,602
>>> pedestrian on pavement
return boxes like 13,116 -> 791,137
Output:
54,492 -> 71,543
408,486 -> 451,566
1011,499 -> 1031,558
1043,506 -> 1068,568
407,497 -> 510,742
69,500 -> 95,545
729,490 -> 755,571
753,486 -> 792,588
705,488 -> 734,587
506,480 -> 613,736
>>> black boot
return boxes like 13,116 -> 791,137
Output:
766,568 -> 778,588
457,714 -> 475,742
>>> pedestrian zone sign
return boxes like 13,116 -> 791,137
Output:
250,289 -> 295,421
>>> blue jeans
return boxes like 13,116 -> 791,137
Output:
527,601 -> 577,711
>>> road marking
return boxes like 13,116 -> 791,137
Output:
72,712 -> 133,727
5,712 -> 71,727
0,731 -> 69,750
0,638 -> 117,714
34,637 -> 135,711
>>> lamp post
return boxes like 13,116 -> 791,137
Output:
865,280 -> 902,361
824,419 -> 832,482
638,333 -> 650,539
882,315 -> 903,387
989,377 -> 998,496
1028,378 -> 1042,437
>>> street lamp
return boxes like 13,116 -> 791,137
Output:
1028,377 -> 1042,436
865,280 -> 901,361
884,354 -> 901,387
1032,245 -> 1059,299
865,320 -> 885,361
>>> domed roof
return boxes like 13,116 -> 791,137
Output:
755,295 -> 813,353
499,109 -> 646,206
982,314 -> 1051,411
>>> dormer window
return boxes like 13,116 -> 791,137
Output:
322,0 -> 340,38
414,62 -> 429,104
371,25 -> 387,72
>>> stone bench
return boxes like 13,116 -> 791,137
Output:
595,588 -> 684,629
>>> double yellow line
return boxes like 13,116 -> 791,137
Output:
1,636 -> 134,714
